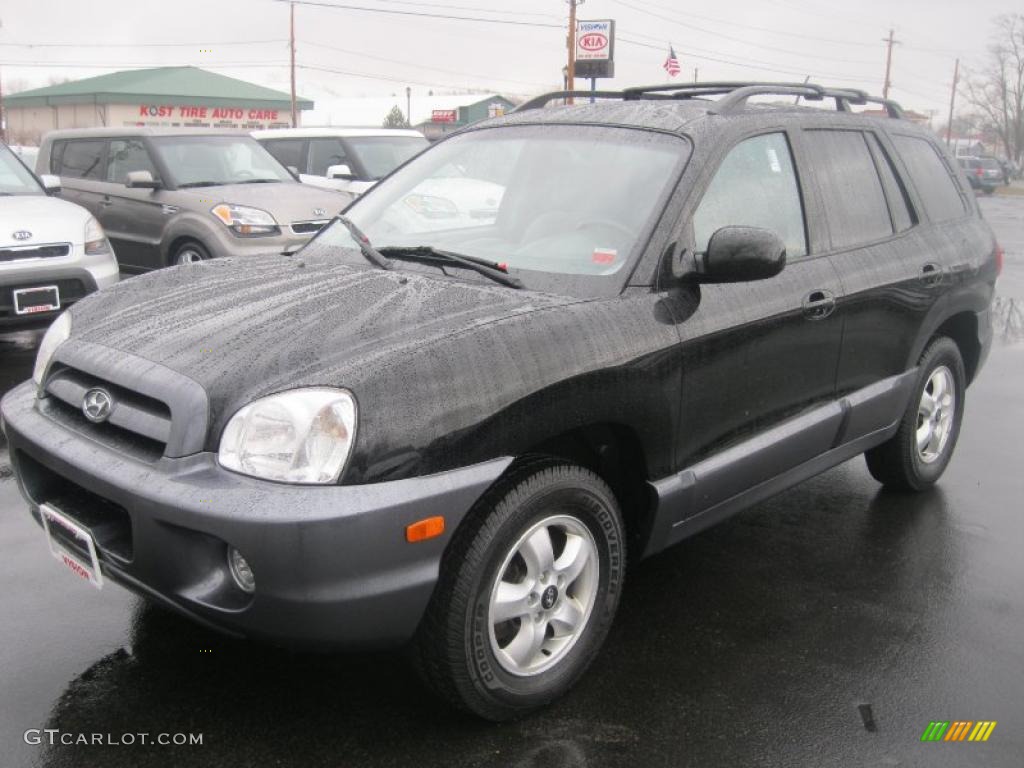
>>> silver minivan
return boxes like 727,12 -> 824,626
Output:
37,129 -> 354,270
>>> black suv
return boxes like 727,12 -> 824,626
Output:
1,82 -> 999,720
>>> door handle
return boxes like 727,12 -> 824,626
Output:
920,262 -> 945,286
802,289 -> 836,320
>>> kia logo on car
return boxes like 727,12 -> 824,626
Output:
12,230 -> 32,241
82,388 -> 114,423
313,208 -> 326,217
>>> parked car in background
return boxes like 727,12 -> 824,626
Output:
37,128 -> 353,270
254,128 -> 428,197
3,83 -> 998,720
1,142 -> 118,329
957,156 -> 1001,194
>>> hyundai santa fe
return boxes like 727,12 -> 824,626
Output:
2,82 -> 999,720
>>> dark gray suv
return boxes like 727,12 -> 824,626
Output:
3,83 -> 999,720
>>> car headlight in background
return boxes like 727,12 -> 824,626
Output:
218,387 -> 357,484
32,311 -> 72,387
211,203 -> 279,236
83,216 -> 112,255
403,194 -> 458,219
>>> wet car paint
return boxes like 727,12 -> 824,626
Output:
0,196 -> 1021,766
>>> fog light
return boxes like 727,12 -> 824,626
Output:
228,547 -> 256,593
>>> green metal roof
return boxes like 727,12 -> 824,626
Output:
5,66 -> 312,110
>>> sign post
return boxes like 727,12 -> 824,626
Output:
575,19 -> 615,95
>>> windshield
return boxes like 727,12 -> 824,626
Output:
150,135 -> 294,187
0,144 -> 44,196
307,125 -> 688,290
346,136 -> 428,179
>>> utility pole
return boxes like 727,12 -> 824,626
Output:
693,68 -> 698,83
405,86 -> 411,127
945,57 -> 959,148
289,2 -> 297,127
566,0 -> 583,104
881,28 -> 900,100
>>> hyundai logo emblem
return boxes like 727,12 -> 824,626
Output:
82,388 -> 114,423
12,230 -> 32,241
313,208 -> 326,217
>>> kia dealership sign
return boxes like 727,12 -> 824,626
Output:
576,19 -> 615,79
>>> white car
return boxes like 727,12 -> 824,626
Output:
1,142 -> 119,329
254,128 -> 428,198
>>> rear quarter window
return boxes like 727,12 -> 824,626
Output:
891,135 -> 966,222
802,129 -> 893,250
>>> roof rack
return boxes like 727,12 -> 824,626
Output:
513,81 -> 904,119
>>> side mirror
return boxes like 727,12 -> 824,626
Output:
699,226 -> 786,283
327,163 -> 354,180
125,170 -> 159,189
39,174 -> 62,194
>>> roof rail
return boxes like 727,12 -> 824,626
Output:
513,81 -> 905,119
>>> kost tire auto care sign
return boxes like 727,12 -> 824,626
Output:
127,104 -> 290,129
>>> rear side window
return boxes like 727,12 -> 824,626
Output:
107,139 -> 157,184
309,138 -> 350,177
891,135 -> 966,222
803,130 -> 892,249
57,140 -> 107,180
262,139 -> 307,173
867,135 -> 914,233
693,132 -> 807,258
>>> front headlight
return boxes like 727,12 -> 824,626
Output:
32,311 -> 72,387
84,216 -> 111,255
211,203 -> 279,236
218,388 -> 357,484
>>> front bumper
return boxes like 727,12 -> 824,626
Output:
0,248 -> 118,329
1,380 -> 510,648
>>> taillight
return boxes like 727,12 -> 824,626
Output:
975,168 -> 983,178
994,243 -> 1004,276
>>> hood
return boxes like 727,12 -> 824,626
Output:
69,253 -> 582,416
176,182 -> 353,223
0,195 -> 92,248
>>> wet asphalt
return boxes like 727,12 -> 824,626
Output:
1,197 -> 1022,768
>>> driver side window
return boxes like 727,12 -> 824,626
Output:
693,132 -> 806,258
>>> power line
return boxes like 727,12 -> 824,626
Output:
615,0 -> 882,51
338,0 -> 561,20
0,61 -> 288,69
301,40 -> 552,88
611,0 -> 879,67
276,0 -> 561,28
0,40 -> 285,49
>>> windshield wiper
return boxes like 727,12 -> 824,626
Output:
377,245 -> 523,289
177,180 -> 225,189
335,215 -> 393,271
235,178 -> 282,184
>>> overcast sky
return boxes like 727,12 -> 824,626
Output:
1,0 -> 1019,123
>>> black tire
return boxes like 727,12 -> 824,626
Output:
170,240 -> 211,266
413,460 -> 625,721
865,337 -> 966,491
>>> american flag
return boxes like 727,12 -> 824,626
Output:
663,45 -> 681,77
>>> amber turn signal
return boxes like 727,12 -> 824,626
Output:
406,516 -> 445,542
